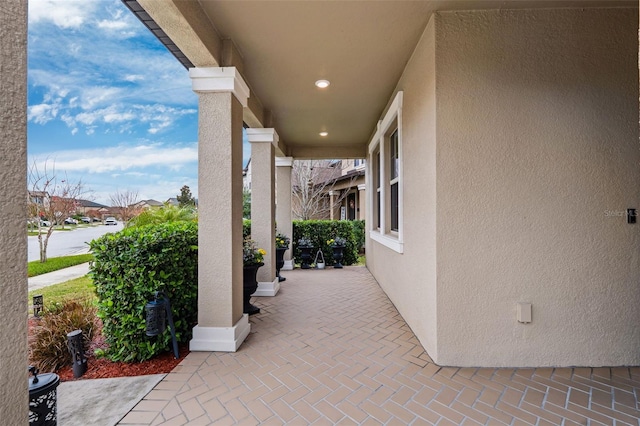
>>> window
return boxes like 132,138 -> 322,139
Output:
389,129 -> 399,232
368,92 -> 403,253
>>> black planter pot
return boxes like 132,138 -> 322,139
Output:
243,262 -> 263,315
275,247 -> 287,282
299,246 -> 314,269
332,246 -> 345,268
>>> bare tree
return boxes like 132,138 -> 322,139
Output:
28,160 -> 86,262
292,160 -> 358,220
109,189 -> 141,223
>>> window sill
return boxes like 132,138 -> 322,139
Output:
370,230 -> 403,253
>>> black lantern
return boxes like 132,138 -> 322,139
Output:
144,291 -> 179,359
33,295 -> 43,318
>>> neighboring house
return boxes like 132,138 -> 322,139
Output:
93,2 -> 640,368
165,197 -> 179,206
331,159 -> 365,221
131,199 -> 163,209
75,199 -> 108,215
28,190 -> 50,208
242,158 -> 252,191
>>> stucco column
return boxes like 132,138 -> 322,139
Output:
276,157 -> 294,270
329,191 -> 337,220
358,184 -> 366,220
1,1 -> 28,423
247,128 -> 279,296
189,67 -> 250,351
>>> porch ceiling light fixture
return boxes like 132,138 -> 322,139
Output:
315,79 -> 330,89
319,132 -> 328,137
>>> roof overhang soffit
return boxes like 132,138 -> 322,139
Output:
135,0 -> 289,155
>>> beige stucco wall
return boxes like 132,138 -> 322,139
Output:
367,17 -> 439,358
435,8 -> 639,367
197,92 -> 244,327
368,7 -> 639,367
0,0 -> 28,422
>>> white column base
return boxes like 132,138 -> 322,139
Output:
189,314 -> 250,352
282,260 -> 294,271
253,277 -> 280,297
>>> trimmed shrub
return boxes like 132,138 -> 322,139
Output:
29,299 -> 97,372
292,220 -> 359,266
352,220 -> 365,252
127,205 -> 197,228
89,221 -> 198,362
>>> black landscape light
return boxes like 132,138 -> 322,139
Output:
33,295 -> 43,318
66,330 -> 88,378
145,291 -> 179,359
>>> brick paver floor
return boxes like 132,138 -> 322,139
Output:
120,266 -> 640,425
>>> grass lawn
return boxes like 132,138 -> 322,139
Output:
28,275 -> 96,305
28,253 -> 94,277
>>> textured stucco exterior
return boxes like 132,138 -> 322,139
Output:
195,92 -> 244,328
250,138 -> 276,285
0,0 -> 28,422
276,159 -> 293,263
368,8 -> 639,367
367,16 -> 439,359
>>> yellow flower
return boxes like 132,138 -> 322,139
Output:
258,248 -> 267,255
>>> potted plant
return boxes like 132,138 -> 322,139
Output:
297,236 -> 314,269
275,233 -> 290,282
243,237 -> 266,315
327,236 -> 347,268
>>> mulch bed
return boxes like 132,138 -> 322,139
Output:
28,317 -> 190,382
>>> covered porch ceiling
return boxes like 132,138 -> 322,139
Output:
128,0 -> 635,159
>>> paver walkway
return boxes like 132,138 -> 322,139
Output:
120,267 -> 640,425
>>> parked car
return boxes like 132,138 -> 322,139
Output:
64,217 -> 78,225
39,220 -> 51,227
92,217 -> 101,222
104,217 -> 117,225
80,217 -> 91,223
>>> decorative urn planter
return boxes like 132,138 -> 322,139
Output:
299,246 -> 314,269
243,262 -> 263,315
332,246 -> 345,268
275,247 -> 287,282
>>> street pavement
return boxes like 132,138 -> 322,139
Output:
28,223 -> 124,262
28,262 -> 92,292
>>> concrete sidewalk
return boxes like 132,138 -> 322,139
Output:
28,262 -> 91,292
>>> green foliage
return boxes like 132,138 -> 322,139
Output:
29,299 -> 97,372
28,254 -> 94,277
127,205 -> 197,228
243,219 -> 251,239
29,276 -> 96,306
243,189 -> 251,219
89,222 -> 198,362
177,185 -> 196,207
352,220 -> 365,252
292,220 -> 359,266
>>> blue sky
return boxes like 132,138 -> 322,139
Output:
28,0 -> 250,206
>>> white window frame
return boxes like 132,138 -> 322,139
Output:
368,91 -> 403,253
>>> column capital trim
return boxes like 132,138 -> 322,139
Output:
247,128 -> 279,146
357,184 -> 366,191
276,157 -> 294,167
189,67 -> 250,107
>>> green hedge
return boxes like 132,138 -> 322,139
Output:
352,220 -> 365,252
292,220 -> 359,266
89,222 -> 198,362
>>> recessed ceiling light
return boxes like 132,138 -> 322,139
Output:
319,132 -> 328,137
315,80 -> 330,89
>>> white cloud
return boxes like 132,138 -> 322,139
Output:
33,143 -> 198,174
124,75 -> 145,82
28,103 -> 57,124
28,0 -> 99,28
